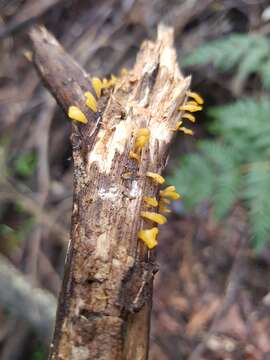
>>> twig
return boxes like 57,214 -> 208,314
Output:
0,180 -> 69,244
1,322 -> 30,360
0,0 -> 64,39
23,94 -> 54,278
0,253 -> 56,342
188,231 -> 248,360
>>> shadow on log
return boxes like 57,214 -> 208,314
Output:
30,24 -> 190,360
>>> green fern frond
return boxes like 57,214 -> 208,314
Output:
168,153 -> 215,209
170,97 -> 270,250
209,98 -> 270,159
183,33 -> 270,89
260,59 -> 270,89
243,166 -> 270,250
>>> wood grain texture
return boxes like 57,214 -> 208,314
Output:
30,24 -> 190,360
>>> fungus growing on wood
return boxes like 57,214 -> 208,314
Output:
160,186 -> 181,200
159,205 -> 171,213
140,211 -> 167,224
92,77 -> 102,98
179,102 -> 202,112
129,128 -> 151,162
30,24 -> 195,359
182,113 -> 196,123
137,227 -> 159,249
146,172 -> 165,184
108,74 -> 117,87
68,106 -> 88,124
186,91 -> 204,105
143,197 -> 159,207
178,126 -> 194,136
85,91 -> 97,112
159,197 -> 170,205
134,128 -> 150,150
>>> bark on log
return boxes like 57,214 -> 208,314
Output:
30,24 -> 190,360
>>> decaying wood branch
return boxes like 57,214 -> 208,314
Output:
30,24 -> 190,360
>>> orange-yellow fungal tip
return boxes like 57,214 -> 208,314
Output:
109,74 -> 117,86
68,106 -> 88,124
92,77 -> 102,98
102,78 -> 110,89
138,227 -> 159,249
186,91 -> 204,105
146,172 -> 165,184
129,151 -> 140,162
85,91 -> 97,112
185,101 -> 198,106
159,205 -> 171,213
178,103 -> 203,112
179,127 -> 194,136
141,211 -> 167,225
160,188 -> 181,200
143,197 -> 158,207
159,198 -> 171,205
163,185 -> 176,192
182,113 -> 196,123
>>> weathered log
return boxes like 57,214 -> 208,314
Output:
30,24 -> 190,360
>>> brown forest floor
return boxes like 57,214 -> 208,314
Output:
0,0 -> 270,359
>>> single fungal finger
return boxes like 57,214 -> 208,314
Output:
182,113 -> 196,123
146,172 -> 165,184
179,104 -> 202,112
186,91 -> 204,105
179,126 -> 194,136
85,91 -> 97,112
68,106 -> 88,124
92,77 -> 102,98
140,211 -> 167,224
143,197 -> 159,207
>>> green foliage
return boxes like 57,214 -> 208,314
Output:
31,342 -> 47,360
169,98 -> 270,250
13,151 -> 37,178
183,33 -> 270,90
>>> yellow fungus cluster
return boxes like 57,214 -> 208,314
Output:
175,90 -> 204,136
101,74 -> 117,90
138,173 -> 181,249
129,128 -> 150,163
67,72 -> 120,124
67,68 -> 130,124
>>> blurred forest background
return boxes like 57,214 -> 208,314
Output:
1,0 -> 270,359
